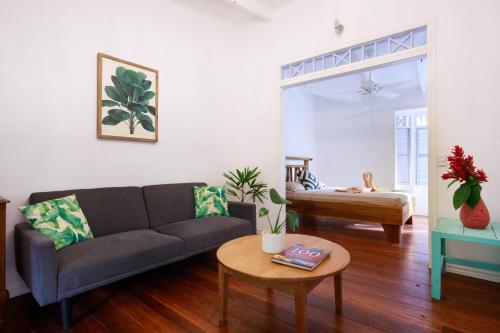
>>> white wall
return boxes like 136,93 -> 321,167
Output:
283,87 -> 426,189
313,90 -> 426,188
314,96 -> 396,188
282,88 -> 316,172
0,0 -> 243,296
235,0 -> 500,278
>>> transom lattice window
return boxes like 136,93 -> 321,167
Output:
281,26 -> 427,80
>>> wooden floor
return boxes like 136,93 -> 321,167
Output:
5,216 -> 500,333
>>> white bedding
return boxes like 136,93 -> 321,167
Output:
303,186 -> 413,205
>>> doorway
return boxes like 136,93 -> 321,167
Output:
283,57 -> 428,215
280,21 -> 435,248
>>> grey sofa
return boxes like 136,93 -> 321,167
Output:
14,183 -> 256,329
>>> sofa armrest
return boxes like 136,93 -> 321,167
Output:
15,223 -> 57,306
228,201 -> 256,234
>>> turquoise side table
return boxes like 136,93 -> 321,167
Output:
431,218 -> 500,300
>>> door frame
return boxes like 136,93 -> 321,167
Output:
279,18 -> 437,260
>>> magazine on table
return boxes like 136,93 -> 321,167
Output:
271,244 -> 330,271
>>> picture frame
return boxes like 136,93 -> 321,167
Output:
97,53 -> 159,142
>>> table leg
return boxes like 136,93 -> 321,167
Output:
431,232 -> 442,300
218,264 -> 228,322
441,238 -> 447,274
294,288 -> 307,333
334,273 -> 342,313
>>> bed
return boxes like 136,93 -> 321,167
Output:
285,156 -> 414,243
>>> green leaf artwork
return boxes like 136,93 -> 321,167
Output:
98,54 -> 159,142
19,195 -> 94,250
101,65 -> 156,135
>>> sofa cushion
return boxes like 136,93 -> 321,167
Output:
193,185 -> 229,218
30,187 -> 149,237
19,194 -> 94,250
155,216 -> 252,256
296,170 -> 321,190
56,229 -> 184,299
142,183 -> 206,228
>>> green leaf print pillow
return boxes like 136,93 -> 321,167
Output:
19,194 -> 94,250
193,185 -> 230,218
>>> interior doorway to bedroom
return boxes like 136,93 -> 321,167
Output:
282,55 -> 429,237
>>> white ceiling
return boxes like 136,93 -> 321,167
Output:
169,0 -> 293,22
299,58 -> 428,104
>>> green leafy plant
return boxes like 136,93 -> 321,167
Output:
223,167 -> 268,203
259,188 -> 299,234
102,66 -> 156,134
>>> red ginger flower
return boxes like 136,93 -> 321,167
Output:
441,172 -> 452,180
476,169 -> 488,182
441,145 -> 488,184
442,145 -> 488,210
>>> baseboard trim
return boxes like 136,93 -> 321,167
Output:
446,263 -> 500,283
8,281 -> 29,298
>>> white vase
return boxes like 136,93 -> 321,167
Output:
261,230 -> 286,253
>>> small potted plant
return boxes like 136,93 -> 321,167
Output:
259,188 -> 299,253
442,145 -> 490,229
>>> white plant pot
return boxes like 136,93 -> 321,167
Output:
261,230 -> 286,253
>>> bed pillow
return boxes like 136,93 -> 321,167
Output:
296,170 -> 321,190
286,182 -> 306,192
19,194 -> 94,251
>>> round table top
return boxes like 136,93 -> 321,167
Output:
217,234 -> 350,282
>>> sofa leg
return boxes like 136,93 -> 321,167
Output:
169,263 -> 177,278
60,298 -> 71,330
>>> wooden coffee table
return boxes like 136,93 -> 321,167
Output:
217,234 -> 350,333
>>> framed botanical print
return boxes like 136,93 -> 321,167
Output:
97,53 -> 158,142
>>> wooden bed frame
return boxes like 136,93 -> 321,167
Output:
285,157 -> 413,243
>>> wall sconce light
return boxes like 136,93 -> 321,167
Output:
334,19 -> 344,35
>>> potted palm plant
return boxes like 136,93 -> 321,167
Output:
259,188 -> 299,253
223,167 -> 268,203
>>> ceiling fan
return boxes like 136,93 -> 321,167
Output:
357,71 -> 399,100
327,70 -> 401,103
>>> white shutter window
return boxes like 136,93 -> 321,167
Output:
396,128 -> 410,185
416,128 -> 428,185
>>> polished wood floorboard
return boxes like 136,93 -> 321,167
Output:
5,216 -> 500,332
